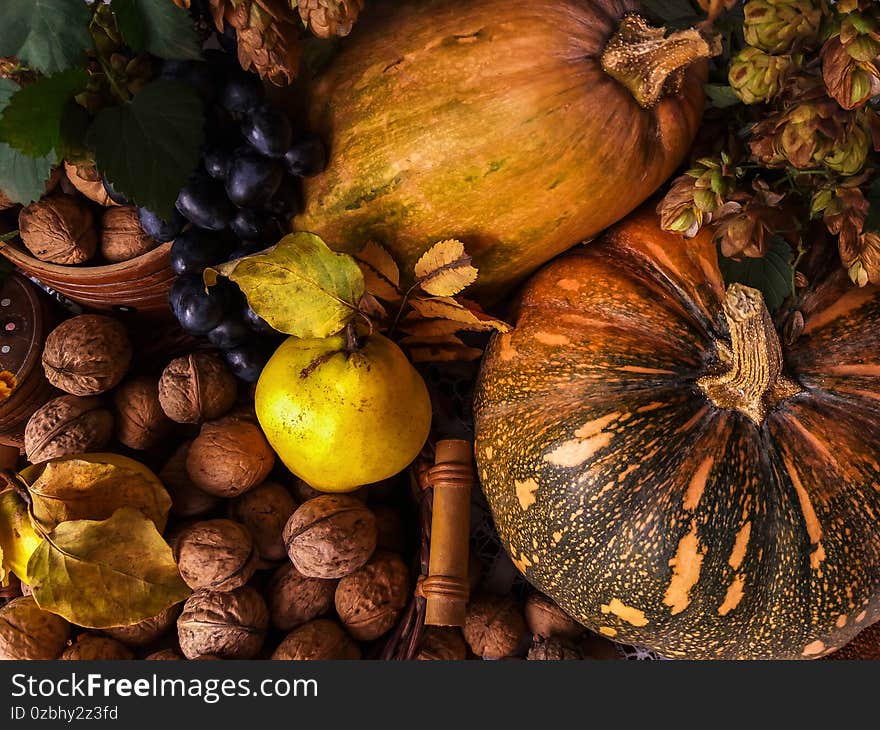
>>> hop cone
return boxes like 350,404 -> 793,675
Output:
821,13 -> 880,110
295,0 -> 364,38
729,47 -> 793,104
658,156 -> 737,237
743,0 -> 823,54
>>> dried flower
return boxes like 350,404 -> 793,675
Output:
295,0 -> 364,38
714,181 -> 786,258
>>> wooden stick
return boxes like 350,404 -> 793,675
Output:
423,439 -> 473,627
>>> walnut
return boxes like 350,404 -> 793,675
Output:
527,636 -> 583,661
177,587 -> 269,660
0,596 -> 70,660
416,627 -> 468,660
60,634 -> 134,660
24,394 -> 113,463
145,648 -> 184,660
42,315 -> 132,395
268,562 -> 337,631
371,504 -> 407,552
103,603 -> 181,647
283,495 -> 377,579
271,619 -> 361,660
63,161 -> 116,206
160,441 -> 221,518
228,482 -> 297,561
186,417 -> 275,498
158,354 -> 237,424
18,194 -> 97,264
334,550 -> 409,641
524,592 -> 584,640
175,519 -> 258,592
113,376 -> 172,450
463,594 -> 526,660
101,205 -> 158,263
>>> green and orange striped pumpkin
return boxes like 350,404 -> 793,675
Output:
474,208 -> 880,659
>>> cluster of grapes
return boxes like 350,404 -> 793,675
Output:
107,48 -> 326,382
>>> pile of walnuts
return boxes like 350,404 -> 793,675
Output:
15,163 -> 159,266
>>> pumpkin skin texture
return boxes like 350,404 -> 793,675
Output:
296,0 -> 708,302
474,207 -> 880,659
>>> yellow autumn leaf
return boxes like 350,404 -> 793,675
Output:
23,455 -> 171,534
408,296 -> 511,333
27,507 -> 190,629
354,241 -> 402,301
0,489 -> 43,584
414,240 -> 479,297
206,232 -> 365,338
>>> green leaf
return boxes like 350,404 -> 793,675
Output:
0,69 -> 89,157
0,0 -> 91,74
718,237 -> 794,312
864,178 -> 880,233
206,233 -> 366,338
27,507 -> 190,629
0,79 -> 56,205
86,79 -> 204,219
112,0 -> 202,60
705,84 -> 741,109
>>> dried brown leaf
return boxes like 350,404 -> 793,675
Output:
414,240 -> 478,297
408,296 -> 511,333
357,293 -> 387,321
405,342 -> 484,363
354,242 -> 401,301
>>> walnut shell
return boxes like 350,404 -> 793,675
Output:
103,603 -> 181,647
283,495 -> 377,579
0,596 -> 70,660
24,394 -> 113,463
527,636 -> 583,661
145,648 -> 184,660
60,634 -> 134,660
228,482 -> 298,561
334,550 -> 409,641
416,627 -> 468,661
271,619 -> 361,660
101,204 -> 158,262
176,519 -> 258,592
524,592 -> 584,640
113,376 -> 172,450
18,193 -> 97,264
158,354 -> 237,424
160,441 -> 221,518
463,594 -> 526,660
42,315 -> 132,395
63,161 -> 116,206
186,417 -> 275,498
268,562 -> 336,631
177,587 -> 269,660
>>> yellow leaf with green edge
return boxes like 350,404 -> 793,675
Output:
206,232 -> 365,338
23,455 -> 170,533
0,489 -> 43,584
27,507 -> 190,629
414,240 -> 478,297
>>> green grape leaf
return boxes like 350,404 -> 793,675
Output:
27,507 -> 190,629
0,69 -> 89,157
705,83 -> 741,109
112,0 -> 202,60
86,79 -> 204,220
0,79 -> 56,205
0,489 -> 43,585
718,237 -> 794,312
24,457 -> 171,534
206,233 -> 366,338
0,0 -> 91,74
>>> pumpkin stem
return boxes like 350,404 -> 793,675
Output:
697,284 -> 802,425
600,15 -> 720,109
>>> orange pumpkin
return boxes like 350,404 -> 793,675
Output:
474,207 -> 880,659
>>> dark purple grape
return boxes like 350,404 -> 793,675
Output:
203,146 -> 230,180
263,175 -> 300,218
175,177 -> 234,231
207,316 -> 250,350
283,134 -> 327,177
138,207 -> 185,243
219,72 -> 264,115
169,274 -> 203,315
224,344 -> 269,382
230,208 -> 273,241
243,304 -> 277,335
175,286 -> 226,335
242,105 -> 293,158
225,147 -> 282,207
170,229 -> 234,276
227,241 -> 265,261
204,48 -> 235,71
159,60 -> 216,103
102,178 -> 129,205
218,22 -> 238,54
